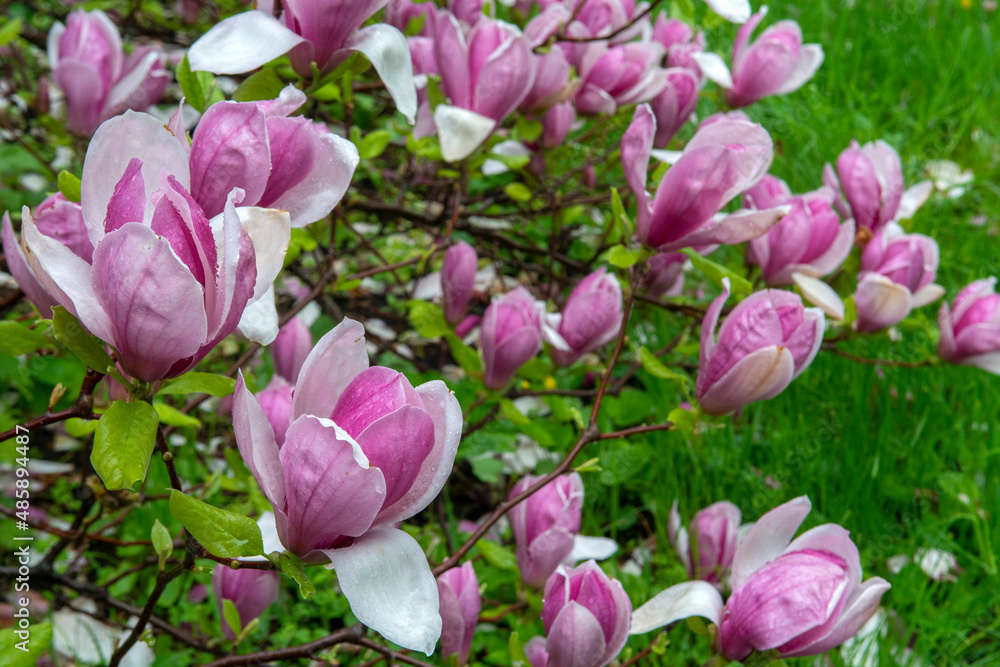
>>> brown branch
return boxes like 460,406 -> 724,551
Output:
619,637 -> 660,667
599,422 -> 673,440
557,0 -> 664,43
821,343 -> 937,369
200,624 -> 366,667
0,368 -> 103,441
353,637 -> 437,667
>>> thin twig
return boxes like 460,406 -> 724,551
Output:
199,624 -> 366,667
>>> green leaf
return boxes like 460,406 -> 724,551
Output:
515,117 -> 543,143
488,151 -> 531,171
509,632 -> 530,667
477,539 -> 518,571
601,244 -> 642,269
445,332 -> 482,374
356,130 -> 393,160
57,170 -> 82,203
681,248 -> 753,296
52,307 -> 128,384
407,134 -> 443,161
667,406 -> 697,434
232,68 -> 286,102
504,182 -> 533,202
610,187 -> 633,238
177,55 -> 223,113
154,402 -> 201,429
275,551 -> 316,599
65,417 -> 99,438
158,372 -> 236,398
469,456 -> 504,484
0,321 -> 51,355
222,598 -> 242,638
0,622 -> 52,666
408,300 -> 449,338
639,346 -> 691,387
0,18 -> 23,49
425,75 -> 447,110
92,400 -> 159,491
169,491 -> 264,558
152,519 -> 172,571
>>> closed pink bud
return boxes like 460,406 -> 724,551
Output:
747,184 -> 854,286
830,140 -> 905,232
272,318 -> 312,384
643,252 -> 686,298
442,241 -> 478,324
651,16 -> 706,71
552,268 -> 623,367
649,67 -> 700,148
212,567 -> 281,640
541,561 -> 632,667
455,314 -> 481,339
697,281 -> 824,415
509,473 -> 583,587
450,0 -> 484,25
719,496 -> 890,660
742,174 -> 793,210
522,49 -> 572,112
480,287 -> 543,389
385,0 -> 436,35
669,500 -> 742,586
525,636 -> 550,667
938,278 -> 1000,374
438,562 -> 481,664
48,10 -> 170,136
575,42 -> 667,116
540,102 -> 576,149
854,223 -> 943,333
725,10 -> 823,108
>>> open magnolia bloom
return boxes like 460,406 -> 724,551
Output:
231,318 -> 462,654
621,105 -> 787,252
693,8 -> 824,108
187,0 -> 417,123
631,496 -> 890,661
938,277 -> 1000,374
17,111 -> 290,382
696,279 -> 825,415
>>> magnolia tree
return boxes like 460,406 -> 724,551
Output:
0,0 -> 995,666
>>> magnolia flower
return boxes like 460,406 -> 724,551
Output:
541,561 -> 632,667
432,13 -> 536,160
212,567 -> 281,640
271,317 -> 313,385
632,496 -> 890,661
442,242 -> 479,325
648,68 -> 701,148
48,10 -> 170,135
573,42 -> 668,117
938,278 -> 1000,374
438,562 -> 481,664
853,223 -> 944,333
669,499 -> 743,588
697,279 -> 825,415
17,111 -> 290,382
549,268 -> 623,367
744,176 -> 855,286
509,473 -> 618,587
231,318 -> 462,653
651,16 -> 706,71
693,8 -> 823,108
187,0 -> 417,123
183,86 -> 359,227
824,140 -> 933,233
480,287 -> 544,389
622,105 -> 785,252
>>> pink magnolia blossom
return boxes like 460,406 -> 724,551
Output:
231,318 -> 461,653
48,10 -> 170,136
938,278 -> 1000,374
642,252 -> 686,298
271,316 -> 313,385
693,8 -> 823,108
212,567 -> 281,640
17,111 -> 290,382
669,499 -> 742,588
824,140 -> 933,233
622,105 -> 785,252
651,16 -> 706,71
696,279 -> 825,415
438,562 -> 481,664
442,242 -> 479,325
853,223 -> 944,333
549,268 -> 623,367
573,42 -> 667,116
480,287 -> 544,389
744,176 -> 855,286
632,496 -> 890,661
188,0 -> 417,123
541,561 -> 632,667
648,68 -> 701,148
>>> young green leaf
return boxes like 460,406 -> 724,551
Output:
232,68 -> 286,102
276,551 -> 316,599
92,400 -> 160,491
408,300 -> 449,339
153,402 -> 201,429
158,372 -> 237,397
57,170 -> 82,203
169,491 -> 265,558
477,539 -> 518,571
222,598 -> 242,638
152,519 -> 172,571
357,130 -> 393,160
0,321 -> 52,355
52,307 -> 130,385
0,622 -> 51,666
681,249 -> 753,296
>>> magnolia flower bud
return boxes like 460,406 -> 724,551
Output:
697,280 -> 824,415
541,561 -> 632,667
643,252 -> 686,298
442,242 -> 478,325
938,278 -> 1000,374
212,567 -> 281,640
575,42 -> 667,117
509,473 -> 583,587
438,562 -> 481,664
669,499 -> 742,586
551,268 -> 623,367
854,223 -> 944,333
649,68 -> 700,148
480,287 -> 543,389
272,317 -> 313,384
525,636 -> 550,667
